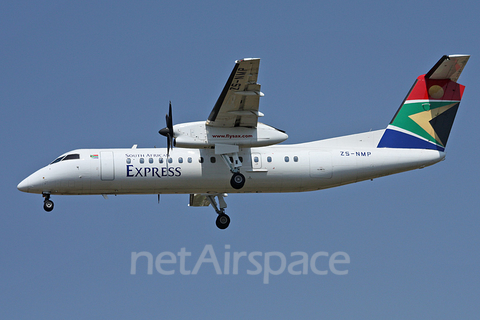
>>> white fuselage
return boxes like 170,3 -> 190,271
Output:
18,129 -> 445,196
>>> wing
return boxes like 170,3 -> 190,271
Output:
206,58 -> 264,128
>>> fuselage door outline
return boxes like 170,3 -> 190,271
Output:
100,151 -> 115,181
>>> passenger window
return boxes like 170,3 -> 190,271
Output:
199,157 -> 204,163
178,157 -> 183,163
285,156 -> 289,162
188,157 -> 192,163
254,156 -> 259,163
149,158 -> 153,164
126,158 -> 131,164
168,157 -> 173,163
210,156 -> 216,163
294,156 -> 298,162
140,158 -> 144,164
159,157 -> 164,164
267,156 -> 272,163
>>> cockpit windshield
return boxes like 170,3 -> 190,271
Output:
49,154 -> 80,165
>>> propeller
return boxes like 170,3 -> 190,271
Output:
159,101 -> 174,156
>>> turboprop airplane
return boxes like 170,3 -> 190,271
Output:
18,54 -> 469,229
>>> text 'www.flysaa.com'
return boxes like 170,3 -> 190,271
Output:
210,134 -> 253,139
130,245 -> 350,284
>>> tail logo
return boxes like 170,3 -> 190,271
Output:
408,102 -> 459,147
378,54 -> 469,151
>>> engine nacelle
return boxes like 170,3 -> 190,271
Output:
173,121 -> 288,148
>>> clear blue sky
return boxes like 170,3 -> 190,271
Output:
2,1 -> 479,318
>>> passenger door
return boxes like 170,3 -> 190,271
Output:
100,151 -> 115,181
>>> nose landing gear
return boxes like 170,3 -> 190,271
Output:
216,214 -> 230,229
43,193 -> 54,212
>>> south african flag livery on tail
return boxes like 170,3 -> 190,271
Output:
378,55 -> 469,151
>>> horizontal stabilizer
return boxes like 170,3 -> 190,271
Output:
425,54 -> 470,82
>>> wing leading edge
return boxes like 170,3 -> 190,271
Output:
207,58 -> 264,128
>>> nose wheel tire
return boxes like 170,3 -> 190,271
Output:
230,172 -> 245,189
43,199 -> 54,212
216,214 -> 230,229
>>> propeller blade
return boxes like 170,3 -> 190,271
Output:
167,135 -> 171,156
159,101 -> 174,156
168,101 -> 173,131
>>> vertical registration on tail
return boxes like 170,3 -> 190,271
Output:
377,55 -> 469,151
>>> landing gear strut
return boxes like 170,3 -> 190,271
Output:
43,193 -> 54,212
207,194 -> 230,229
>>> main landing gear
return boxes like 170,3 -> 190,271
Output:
43,193 -> 54,212
220,153 -> 245,189
207,194 -> 230,229
230,172 -> 245,189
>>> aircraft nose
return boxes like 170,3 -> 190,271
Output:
17,171 -> 46,193
17,177 -> 31,192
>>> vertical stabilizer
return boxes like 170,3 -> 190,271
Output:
377,55 -> 469,151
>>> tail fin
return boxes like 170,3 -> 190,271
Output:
377,54 -> 470,151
